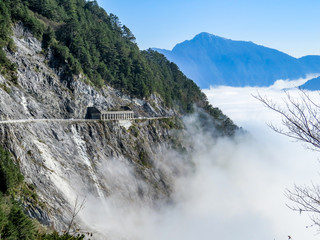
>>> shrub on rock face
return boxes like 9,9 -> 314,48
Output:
2,203 -> 35,240
0,147 -> 24,194
37,232 -> 85,240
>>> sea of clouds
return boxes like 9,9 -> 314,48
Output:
76,74 -> 320,240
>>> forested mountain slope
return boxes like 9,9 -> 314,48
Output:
0,1 -> 238,238
0,0 -> 235,123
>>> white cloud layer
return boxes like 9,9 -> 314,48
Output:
75,75 -> 320,240
202,76 -> 320,239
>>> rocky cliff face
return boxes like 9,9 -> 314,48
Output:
0,24 -> 185,236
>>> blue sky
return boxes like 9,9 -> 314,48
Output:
97,0 -> 320,58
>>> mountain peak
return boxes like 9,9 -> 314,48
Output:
193,32 -> 227,40
179,32 -> 229,46
154,33 -> 320,88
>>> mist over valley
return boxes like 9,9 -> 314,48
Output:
0,1 -> 319,240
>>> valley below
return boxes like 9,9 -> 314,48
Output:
202,78 -> 320,239
73,78 -> 320,240
0,1 -> 319,239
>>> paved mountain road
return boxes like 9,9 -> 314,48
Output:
0,116 -> 173,125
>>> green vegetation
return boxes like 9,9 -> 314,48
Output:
0,82 -> 12,94
0,147 -> 24,194
0,0 -> 237,133
129,124 -> 139,138
159,117 -> 183,130
0,2 -> 17,83
0,1 -> 238,237
0,200 -> 36,240
138,149 -> 150,168
37,232 -> 86,240
0,147 -> 85,239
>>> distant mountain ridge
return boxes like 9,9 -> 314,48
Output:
154,33 -> 320,89
299,76 -> 320,90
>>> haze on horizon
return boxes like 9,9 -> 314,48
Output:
97,0 -> 320,58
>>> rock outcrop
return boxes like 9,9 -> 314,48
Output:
0,24 -> 181,234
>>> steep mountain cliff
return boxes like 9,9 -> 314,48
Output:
154,32 -> 320,88
1,22 -> 170,227
0,1 -> 238,239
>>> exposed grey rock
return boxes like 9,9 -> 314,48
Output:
0,24 -> 181,235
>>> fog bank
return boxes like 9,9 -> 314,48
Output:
75,76 -> 320,240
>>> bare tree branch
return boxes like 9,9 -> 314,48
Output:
285,184 -> 320,229
253,90 -> 320,151
66,196 -> 86,234
254,89 -> 320,231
